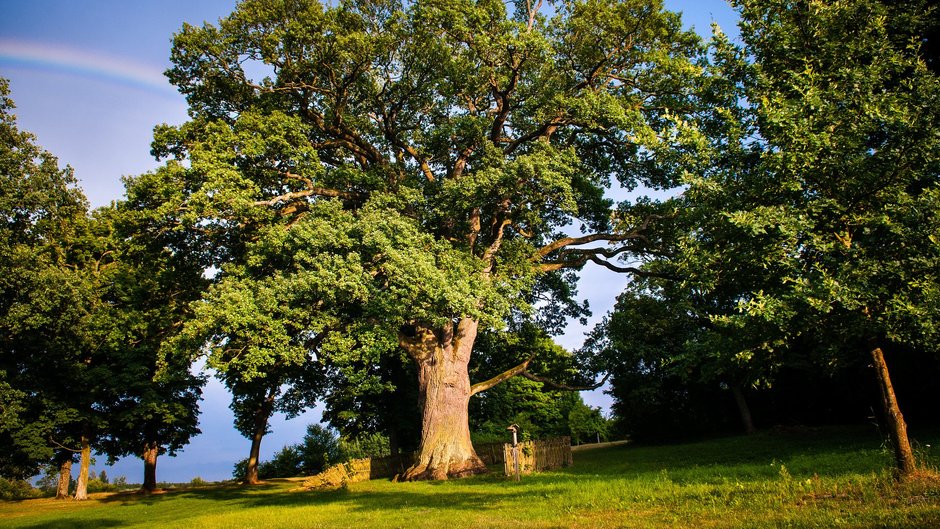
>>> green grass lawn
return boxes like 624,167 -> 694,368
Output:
3,426 -> 939,529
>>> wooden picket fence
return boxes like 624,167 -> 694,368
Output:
474,441 -> 506,465
502,436 -> 573,476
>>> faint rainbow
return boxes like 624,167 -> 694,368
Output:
0,39 -> 180,99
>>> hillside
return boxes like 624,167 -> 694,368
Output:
2,426 -> 938,529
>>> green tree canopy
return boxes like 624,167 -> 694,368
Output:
140,0 -> 702,480
660,0 -> 940,478
92,204 -> 206,493
0,77 -> 107,499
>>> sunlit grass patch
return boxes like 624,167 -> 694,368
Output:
2,426 -> 938,529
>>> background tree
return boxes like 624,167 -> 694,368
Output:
582,280 -> 743,441
149,0 -> 702,480
665,0 -> 940,478
220,365 -> 322,485
90,197 -> 207,494
0,77 -> 113,500
296,424 -> 343,476
322,350 -> 421,456
233,423 -> 349,480
469,325 -> 605,443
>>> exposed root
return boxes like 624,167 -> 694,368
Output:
401,456 -> 487,481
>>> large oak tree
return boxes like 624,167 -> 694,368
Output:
148,0 -> 700,480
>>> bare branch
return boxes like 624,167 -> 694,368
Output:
403,145 -> 436,182
533,232 -> 643,261
301,107 -> 385,169
583,256 -> 678,280
489,53 -> 524,146
521,371 -> 610,391
470,358 -> 609,396
48,436 -> 81,453
533,213 -> 667,261
451,146 -> 475,180
538,251 -> 676,279
482,219 -> 512,274
470,353 -> 536,396
504,117 -> 566,155
526,0 -> 544,31
253,174 -> 362,207
468,207 -> 482,251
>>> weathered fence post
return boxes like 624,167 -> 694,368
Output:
507,424 -> 520,482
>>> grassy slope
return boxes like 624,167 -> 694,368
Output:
2,426 -> 939,529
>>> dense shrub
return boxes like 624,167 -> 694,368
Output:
339,432 -> 390,460
234,424 -> 360,480
0,477 -> 41,500
298,425 -> 342,475
260,445 -> 305,479
86,477 -> 119,493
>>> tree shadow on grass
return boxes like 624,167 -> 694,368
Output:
18,519 -> 125,529
95,482 -> 282,506
571,426 -> 890,471
96,480 -> 518,514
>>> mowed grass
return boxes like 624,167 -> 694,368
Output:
3,426 -> 939,529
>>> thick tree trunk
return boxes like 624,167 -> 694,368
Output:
244,390 -> 276,485
55,457 -> 72,499
73,433 -> 91,500
140,442 -> 159,493
730,385 -> 757,435
399,319 -> 487,481
870,344 -> 916,478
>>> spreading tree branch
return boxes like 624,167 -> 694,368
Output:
253,174 -> 363,207
469,352 -> 536,396
403,145 -> 436,182
532,213 -> 670,271
539,253 -> 677,280
521,371 -> 610,391
48,436 -> 81,453
504,117 -> 566,155
482,218 -> 512,274
533,232 -> 646,261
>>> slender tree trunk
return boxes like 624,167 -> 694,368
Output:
55,457 -> 72,499
140,442 -> 159,493
870,343 -> 916,478
245,429 -> 264,485
244,389 -> 276,485
399,319 -> 486,481
730,385 -> 757,435
73,433 -> 91,500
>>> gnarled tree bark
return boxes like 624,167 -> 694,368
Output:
399,319 -> 487,480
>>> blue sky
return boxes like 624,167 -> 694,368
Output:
1,0 -> 739,483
